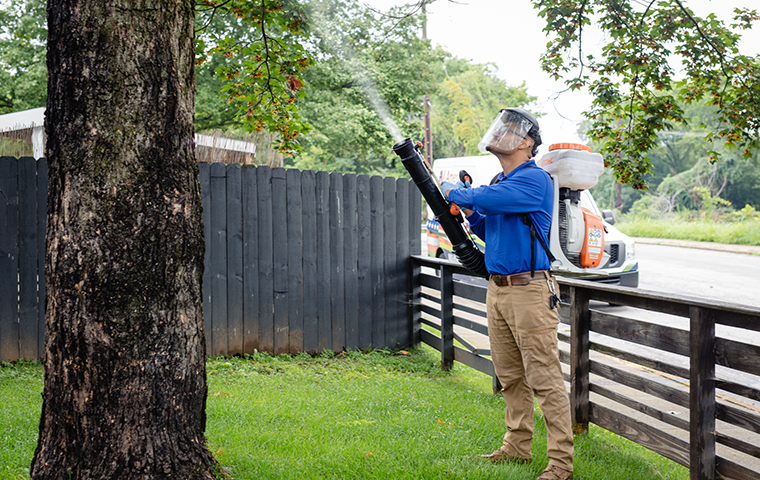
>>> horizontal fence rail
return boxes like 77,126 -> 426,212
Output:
0,157 -> 421,361
411,254 -> 760,480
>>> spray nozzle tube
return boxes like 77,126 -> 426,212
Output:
392,138 -> 488,277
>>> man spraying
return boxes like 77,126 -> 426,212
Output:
442,108 -> 573,480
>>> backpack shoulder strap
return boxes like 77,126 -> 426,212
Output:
521,213 -> 555,277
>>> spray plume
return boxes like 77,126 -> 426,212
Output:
311,4 -> 405,143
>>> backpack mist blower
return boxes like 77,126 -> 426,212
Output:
392,138 -> 488,277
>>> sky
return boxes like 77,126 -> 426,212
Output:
363,0 -> 760,156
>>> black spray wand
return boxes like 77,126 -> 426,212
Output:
392,138 -> 488,277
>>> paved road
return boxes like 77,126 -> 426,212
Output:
634,241 -> 760,309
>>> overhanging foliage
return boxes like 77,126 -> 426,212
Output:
536,0 -> 760,189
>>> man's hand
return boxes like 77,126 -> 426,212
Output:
440,181 -> 464,200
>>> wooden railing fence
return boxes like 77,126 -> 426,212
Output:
412,254 -> 760,480
0,157 -> 421,362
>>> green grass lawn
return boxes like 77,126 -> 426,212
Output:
1,348 -> 688,479
617,217 -> 760,246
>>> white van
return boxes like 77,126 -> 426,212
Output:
426,155 -> 639,287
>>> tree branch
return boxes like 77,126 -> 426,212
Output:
195,0 -> 234,32
671,0 -> 755,101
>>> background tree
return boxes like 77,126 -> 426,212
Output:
0,0 -> 312,154
431,57 -> 536,159
287,0 -> 441,174
287,0 -> 538,174
0,0 -> 46,114
30,0 -> 219,478
195,0 -> 312,154
589,100 -> 760,213
537,0 -> 760,189
4,0 -> 758,187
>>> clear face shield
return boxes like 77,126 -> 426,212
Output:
477,110 -> 534,155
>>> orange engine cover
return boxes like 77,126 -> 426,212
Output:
581,208 -> 604,268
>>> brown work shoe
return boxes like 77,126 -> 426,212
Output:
536,464 -> 573,480
477,446 -> 531,464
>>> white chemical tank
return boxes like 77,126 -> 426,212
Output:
538,143 -> 604,191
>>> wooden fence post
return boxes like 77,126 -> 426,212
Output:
570,285 -> 590,435
690,306 -> 716,480
440,264 -> 454,370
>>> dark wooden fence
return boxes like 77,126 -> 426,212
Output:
0,157 -> 47,363
199,163 -> 421,356
412,255 -> 760,480
0,157 -> 421,362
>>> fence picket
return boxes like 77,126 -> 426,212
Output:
199,163 -> 212,353
343,174 -> 359,349
370,176 -> 385,348
210,162 -> 228,356
315,171 -> 331,351
384,177 -> 397,348
37,158 -> 47,356
226,164 -> 244,356
18,157 -> 39,360
395,179 -> 409,347
301,170 -> 318,353
257,166 -> 274,353
287,169 -> 304,354
440,264 -> 454,370
0,157 -> 19,362
272,168 -> 289,354
356,175 -> 372,349
330,172 -> 345,352
242,165 -> 259,353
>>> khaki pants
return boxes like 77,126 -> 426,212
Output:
486,273 -> 573,472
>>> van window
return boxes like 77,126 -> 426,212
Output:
580,190 -> 601,216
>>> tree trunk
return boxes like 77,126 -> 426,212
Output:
31,0 -> 219,478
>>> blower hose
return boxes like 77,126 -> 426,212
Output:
392,138 -> 488,277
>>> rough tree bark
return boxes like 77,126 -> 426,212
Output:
30,0 -> 219,478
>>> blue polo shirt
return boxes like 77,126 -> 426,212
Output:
447,159 -> 554,276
